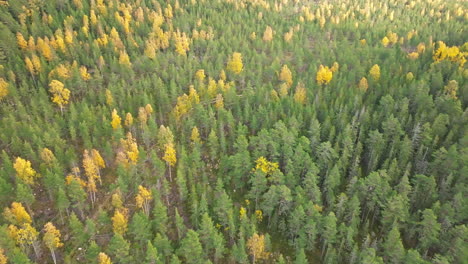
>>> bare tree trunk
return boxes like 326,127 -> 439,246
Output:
167,163 -> 172,181
50,248 -> 57,264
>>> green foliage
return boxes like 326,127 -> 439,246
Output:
0,0 -> 465,263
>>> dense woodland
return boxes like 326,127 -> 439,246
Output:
0,0 -> 467,263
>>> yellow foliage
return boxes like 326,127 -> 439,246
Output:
247,233 -> 269,262
117,132 -> 139,166
433,41 -> 466,67
105,89 -> 113,106
227,52 -> 243,74
255,210 -> 263,222
444,80 -> 458,100
294,82 -> 307,105
215,93 -> 224,109
278,83 -> 289,98
119,50 -> 131,66
112,210 -> 128,235
145,104 -> 153,115
111,192 -> 123,209
270,89 -> 279,101
250,32 -> 256,40
279,65 -> 293,87
263,26 -> 273,42
381,36 -> 390,47
195,69 -> 206,82
174,86 -> 200,120
9,223 -> 38,246
331,62 -> 339,73
174,31 -> 190,56
65,174 -> 87,187
111,109 -> 122,130
138,107 -> 148,126
417,43 -> 426,54
164,4 -> 173,19
408,52 -> 419,60
26,55 -> 41,75
358,77 -> 369,92
191,126 -> 201,144
239,206 -> 247,220
163,143 -> 177,167
255,156 -> 279,174
313,204 -> 323,212
125,113 -> 134,128
387,31 -> 398,44
0,248 -> 7,264
207,78 -> 218,98
145,41 -> 157,59
369,64 -> 381,81
219,70 -> 226,81
92,149 -> 105,169
158,125 -> 175,148
37,38 -> 53,61
284,30 -> 293,42
16,32 -> 28,50
316,65 -> 333,85
55,34 -> 66,53
28,37 -> 36,51
43,222 -> 63,249
0,78 -> 9,99
3,202 -> 32,225
25,57 -> 35,75
83,149 -> 103,188
98,252 -> 112,264
406,72 -> 414,81
65,29 -> 74,44
54,64 -> 71,79
360,39 -> 367,46
136,185 -> 152,215
14,157 -> 39,185
49,80 -> 71,111
40,148 -> 56,164
80,66 -> 91,80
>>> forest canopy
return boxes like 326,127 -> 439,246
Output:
0,0 -> 467,263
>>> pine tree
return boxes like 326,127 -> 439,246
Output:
145,241 -> 160,264
129,212 -> 152,244
383,225 -> 405,263
177,230 -> 204,264
418,209 -> 441,256
294,248 -> 308,264
107,233 -> 130,262
321,212 -> 337,258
